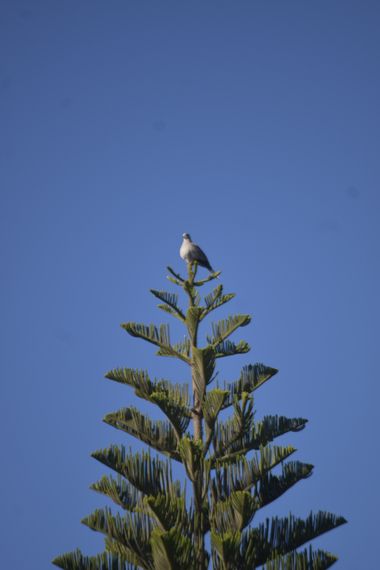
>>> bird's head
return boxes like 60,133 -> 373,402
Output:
182,233 -> 191,241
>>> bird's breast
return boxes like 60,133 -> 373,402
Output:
180,241 -> 192,261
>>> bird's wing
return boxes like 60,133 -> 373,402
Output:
192,244 -> 211,265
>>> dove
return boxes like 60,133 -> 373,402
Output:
179,233 -> 214,272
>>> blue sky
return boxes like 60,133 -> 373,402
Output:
1,1 -> 379,568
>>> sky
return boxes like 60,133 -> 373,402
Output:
1,1 -> 379,568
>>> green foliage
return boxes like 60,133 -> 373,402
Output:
222,363 -> 279,408
82,509 -> 153,569
210,531 -> 241,569
90,475 -> 141,511
150,527 -> 194,570
211,490 -> 257,533
54,263 -> 345,569
122,323 -> 190,363
150,290 -> 185,321
52,550 -> 139,570
241,511 -> 347,567
202,389 -> 229,431
201,285 -> 235,319
91,446 -> 173,496
207,315 -> 251,346
103,408 -> 180,460
212,414 -> 308,465
262,546 -> 338,569
211,445 -> 298,500
254,461 -> 314,510
192,346 -> 216,402
105,369 -> 191,436
178,437 -> 204,482
214,339 -> 251,358
144,490 -> 189,533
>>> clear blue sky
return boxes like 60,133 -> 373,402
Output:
1,1 -> 379,568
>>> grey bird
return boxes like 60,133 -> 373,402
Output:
180,233 -> 215,272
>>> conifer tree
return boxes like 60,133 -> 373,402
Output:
53,262 -> 346,569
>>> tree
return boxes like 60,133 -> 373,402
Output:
53,263 -> 346,570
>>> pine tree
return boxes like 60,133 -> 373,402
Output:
53,262 -> 346,570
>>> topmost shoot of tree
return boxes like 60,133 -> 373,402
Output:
53,240 -> 346,570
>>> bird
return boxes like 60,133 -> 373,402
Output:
180,233 -> 215,272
